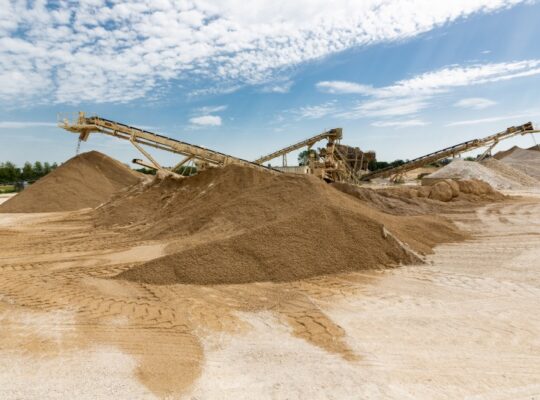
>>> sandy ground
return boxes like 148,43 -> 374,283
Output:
0,194 -> 15,205
1,194 -> 539,399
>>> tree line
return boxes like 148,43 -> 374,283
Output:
0,161 -> 58,184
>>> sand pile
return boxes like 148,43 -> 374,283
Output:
424,159 -> 522,189
493,146 -> 520,160
481,158 -> 539,187
0,151 -> 142,213
498,148 -> 540,180
93,165 -> 465,285
334,178 -> 503,212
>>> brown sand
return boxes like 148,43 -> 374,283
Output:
346,179 -> 504,205
1,192 -> 539,398
481,158 -> 539,187
0,151 -> 142,213
91,165 -> 466,285
493,145 -> 520,160
498,147 -> 540,180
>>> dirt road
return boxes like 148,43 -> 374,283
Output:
0,195 -> 539,399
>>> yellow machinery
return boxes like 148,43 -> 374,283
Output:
254,128 -> 375,183
361,122 -> 540,182
59,112 -> 278,174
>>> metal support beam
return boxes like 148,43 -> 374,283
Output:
130,136 -> 162,170
171,155 -> 194,172
361,122 -> 539,181
59,112 -> 279,175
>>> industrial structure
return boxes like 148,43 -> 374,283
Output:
360,122 -> 539,182
59,113 -> 538,185
255,128 -> 376,183
58,112 -> 278,175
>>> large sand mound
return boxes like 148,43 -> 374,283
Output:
0,151 -> 141,213
425,159 -> 522,189
334,178 -> 503,212
498,148 -> 540,180
94,165 -> 466,285
481,158 -> 539,187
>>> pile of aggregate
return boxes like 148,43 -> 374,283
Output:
424,159 -> 522,190
0,151 -> 142,213
93,165 -> 467,285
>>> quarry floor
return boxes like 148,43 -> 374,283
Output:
0,193 -> 539,399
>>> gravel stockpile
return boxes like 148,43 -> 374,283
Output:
425,159 -> 522,189
499,148 -> 540,180
0,151 -> 142,213
93,165 -> 465,285
481,158 -> 539,187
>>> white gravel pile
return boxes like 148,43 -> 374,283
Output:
426,159 -> 522,189
499,148 -> 540,180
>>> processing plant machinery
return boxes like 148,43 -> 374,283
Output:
360,122 -> 539,182
59,112 -> 278,175
254,128 -> 376,183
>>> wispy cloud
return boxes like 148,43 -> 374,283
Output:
294,101 -> 337,119
189,115 -> 222,127
445,113 -> 535,127
195,105 -> 228,114
0,121 -> 57,129
339,97 -> 429,118
371,119 -> 430,128
454,97 -> 496,110
0,1 -> 530,105
260,81 -> 293,94
320,60 -> 540,118
316,81 -> 373,95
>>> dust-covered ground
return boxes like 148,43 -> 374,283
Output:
0,193 -> 539,399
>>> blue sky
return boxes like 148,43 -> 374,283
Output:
1,0 -> 540,167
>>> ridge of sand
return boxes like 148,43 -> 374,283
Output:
481,158 -> 539,187
91,165 -> 467,285
0,151 -> 142,213
498,147 -> 540,180
425,159 -> 523,189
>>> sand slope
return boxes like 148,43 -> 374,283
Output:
0,151 -> 141,213
499,147 -> 540,180
92,165 -> 465,285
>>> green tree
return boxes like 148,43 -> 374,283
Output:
0,162 -> 21,183
21,162 -> 33,181
43,162 -> 52,175
298,149 -> 317,166
32,161 -> 44,180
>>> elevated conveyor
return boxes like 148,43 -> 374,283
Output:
254,128 -> 342,165
361,122 -> 539,181
59,112 -> 278,174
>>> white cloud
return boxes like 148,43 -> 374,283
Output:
340,97 -> 429,118
195,105 -> 228,114
294,102 -> 337,119
189,115 -> 222,126
454,97 -> 496,109
260,81 -> 293,93
445,113 -> 535,126
0,121 -> 57,128
316,81 -> 373,95
371,119 -> 430,128
374,60 -> 540,98
325,60 -> 540,118
0,0 -> 530,105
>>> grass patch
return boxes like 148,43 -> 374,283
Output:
0,185 -> 16,194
